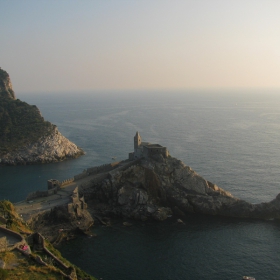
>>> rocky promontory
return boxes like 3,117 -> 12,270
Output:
17,132 -> 280,236
78,154 -> 280,221
0,67 -> 84,165
13,131 -> 280,255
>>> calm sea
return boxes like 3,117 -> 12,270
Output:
1,90 -> 280,279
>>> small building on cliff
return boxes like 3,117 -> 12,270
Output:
129,132 -> 169,160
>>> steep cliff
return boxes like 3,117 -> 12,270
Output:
0,68 -> 84,165
0,68 -> 15,99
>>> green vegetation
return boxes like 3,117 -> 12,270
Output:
0,200 -> 30,232
0,200 -> 97,280
0,267 -> 8,280
0,250 -> 66,280
0,68 -> 55,156
0,96 -> 55,156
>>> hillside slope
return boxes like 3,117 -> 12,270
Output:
0,68 -> 84,165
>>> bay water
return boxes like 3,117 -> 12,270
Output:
1,90 -> 280,279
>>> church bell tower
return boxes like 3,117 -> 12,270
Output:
134,131 -> 142,150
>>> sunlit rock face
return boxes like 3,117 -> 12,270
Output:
1,127 -> 84,165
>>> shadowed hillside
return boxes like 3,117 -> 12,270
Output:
0,68 -> 84,165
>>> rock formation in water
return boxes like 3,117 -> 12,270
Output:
0,67 -> 84,165
75,133 -> 280,221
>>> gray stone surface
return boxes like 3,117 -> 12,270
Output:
1,127 -> 84,165
82,154 -> 280,221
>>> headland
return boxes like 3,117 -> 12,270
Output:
0,67 -> 84,165
13,132 -> 280,243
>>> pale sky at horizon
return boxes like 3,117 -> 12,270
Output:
1,0 -> 280,93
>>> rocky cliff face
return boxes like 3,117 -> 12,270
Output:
0,127 -> 84,165
0,67 -> 84,165
83,154 -> 280,221
0,68 -> 15,99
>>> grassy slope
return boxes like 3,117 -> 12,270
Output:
0,201 -> 97,280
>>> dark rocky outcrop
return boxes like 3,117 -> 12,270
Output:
0,67 -> 84,165
29,204 -> 94,243
81,155 -> 280,221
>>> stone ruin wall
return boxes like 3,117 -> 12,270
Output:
74,162 -> 120,181
26,190 -> 49,201
60,178 -> 74,187
143,146 -> 169,158
0,226 -> 25,252
29,232 -> 70,272
0,237 -> 7,251
79,160 -> 141,197
108,158 -> 142,177
26,177 -> 74,201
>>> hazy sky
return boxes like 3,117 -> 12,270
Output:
1,0 -> 280,93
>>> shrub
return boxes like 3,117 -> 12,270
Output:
0,96 -> 55,155
0,268 -> 8,280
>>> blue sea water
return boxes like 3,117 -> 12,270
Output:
1,90 -> 280,279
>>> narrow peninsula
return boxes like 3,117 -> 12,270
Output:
0,68 -> 84,165
15,132 -> 280,242
3,132 -> 280,279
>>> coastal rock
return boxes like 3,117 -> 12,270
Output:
84,156 -> 237,221
84,153 -> 280,221
0,67 -> 84,165
29,204 -> 94,243
0,127 -> 84,165
22,132 -> 280,228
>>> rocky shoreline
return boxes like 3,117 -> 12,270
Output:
26,153 -> 280,244
14,132 -> 280,245
0,127 -> 84,165
80,155 -> 280,221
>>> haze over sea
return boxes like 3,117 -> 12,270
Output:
1,91 -> 280,279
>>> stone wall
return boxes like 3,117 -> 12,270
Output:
26,190 -> 49,201
143,145 -> 169,158
109,158 -> 141,177
60,178 -> 74,186
74,162 -> 120,181
0,226 -> 25,252
78,160 -> 141,195
0,237 -> 7,251
32,232 -> 70,271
